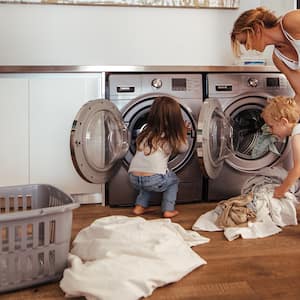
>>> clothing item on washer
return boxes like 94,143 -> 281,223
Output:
251,124 -> 280,159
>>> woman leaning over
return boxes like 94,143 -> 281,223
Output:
231,7 -> 300,111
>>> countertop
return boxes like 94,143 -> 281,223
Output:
0,65 -> 279,73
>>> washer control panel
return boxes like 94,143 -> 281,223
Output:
108,73 -> 203,100
208,73 -> 293,97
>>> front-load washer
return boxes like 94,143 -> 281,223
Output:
70,73 -> 204,207
197,72 -> 294,201
106,73 -> 205,206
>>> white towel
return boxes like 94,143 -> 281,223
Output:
60,216 -> 209,300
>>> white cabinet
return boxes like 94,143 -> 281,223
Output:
0,73 -> 105,203
29,74 -> 104,199
0,77 -> 29,186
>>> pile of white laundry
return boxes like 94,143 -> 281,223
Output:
192,166 -> 299,241
60,166 -> 299,300
60,216 -> 209,300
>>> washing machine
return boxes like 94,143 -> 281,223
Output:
105,73 -> 205,206
70,73 -> 204,207
196,72 -> 294,201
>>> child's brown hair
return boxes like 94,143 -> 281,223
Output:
136,96 -> 187,155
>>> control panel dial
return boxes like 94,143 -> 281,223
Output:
151,78 -> 163,89
247,78 -> 258,87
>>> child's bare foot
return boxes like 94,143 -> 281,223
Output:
133,205 -> 146,215
163,210 -> 179,218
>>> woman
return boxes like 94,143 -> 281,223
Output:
231,7 -> 300,111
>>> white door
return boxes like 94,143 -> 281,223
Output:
0,77 -> 29,185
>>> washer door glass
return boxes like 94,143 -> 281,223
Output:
196,99 -> 233,178
70,99 -> 129,183
225,96 -> 288,171
121,93 -> 196,172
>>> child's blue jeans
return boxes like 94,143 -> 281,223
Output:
129,171 -> 179,212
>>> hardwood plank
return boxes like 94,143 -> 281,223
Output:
148,281 -> 259,300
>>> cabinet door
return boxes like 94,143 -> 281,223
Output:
0,77 -> 29,186
29,74 -> 104,198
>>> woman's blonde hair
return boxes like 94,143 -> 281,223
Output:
261,96 -> 300,123
136,96 -> 187,155
231,7 -> 279,57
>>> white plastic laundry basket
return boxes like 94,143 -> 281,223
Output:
0,184 -> 79,293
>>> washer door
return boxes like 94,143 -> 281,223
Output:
70,99 -> 129,183
121,93 -> 196,172
196,98 -> 233,178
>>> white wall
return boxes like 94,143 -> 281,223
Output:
0,0 -> 296,66
260,0 -> 296,16
0,0 -> 260,66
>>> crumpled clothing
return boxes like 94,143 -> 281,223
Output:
253,184 -> 298,227
192,179 -> 298,241
251,124 -> 281,158
215,193 -> 256,228
241,166 -> 300,198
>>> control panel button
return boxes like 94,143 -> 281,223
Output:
151,78 -> 163,89
247,78 -> 258,87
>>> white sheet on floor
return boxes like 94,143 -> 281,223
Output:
192,183 -> 298,241
60,216 -> 209,300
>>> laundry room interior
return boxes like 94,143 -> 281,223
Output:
1,1 -> 300,300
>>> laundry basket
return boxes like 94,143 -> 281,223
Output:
0,184 -> 79,293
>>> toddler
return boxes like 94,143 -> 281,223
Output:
261,96 -> 300,198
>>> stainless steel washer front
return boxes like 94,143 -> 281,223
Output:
197,73 -> 294,201
107,73 -> 204,207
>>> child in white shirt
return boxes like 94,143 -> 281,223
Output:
128,96 -> 189,218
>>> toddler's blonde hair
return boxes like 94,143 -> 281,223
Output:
261,96 -> 300,123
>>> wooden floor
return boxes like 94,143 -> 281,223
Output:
2,202 -> 300,300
